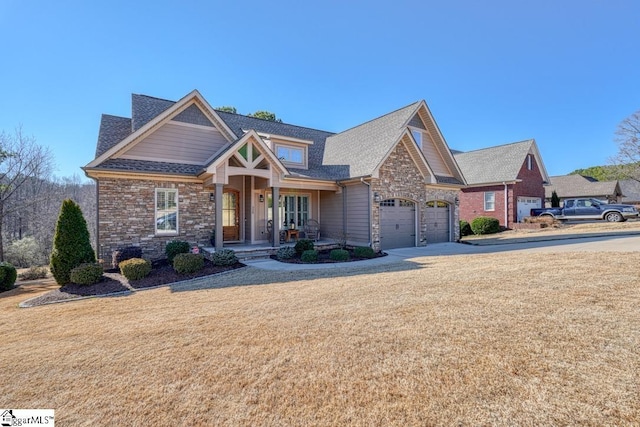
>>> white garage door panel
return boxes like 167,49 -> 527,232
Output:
380,199 -> 415,250
517,197 -> 541,222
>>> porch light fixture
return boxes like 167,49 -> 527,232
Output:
209,193 -> 215,202
455,196 -> 460,206
373,192 -> 382,203
259,194 -> 264,203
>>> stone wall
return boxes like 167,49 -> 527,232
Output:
97,178 -> 214,261
370,141 -> 459,251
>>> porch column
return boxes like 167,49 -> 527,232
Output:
215,183 -> 224,251
272,186 -> 280,248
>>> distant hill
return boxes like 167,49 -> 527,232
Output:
568,165 -> 625,181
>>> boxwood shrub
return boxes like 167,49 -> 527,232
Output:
460,220 -> 472,237
119,258 -> 152,281
112,246 -> 143,268
276,246 -> 297,260
70,263 -> 103,285
329,249 -> 350,261
470,216 -> 500,235
165,240 -> 190,263
300,249 -> 318,263
173,253 -> 205,274
211,249 -> 238,266
353,246 -> 376,258
0,262 -> 18,292
294,239 -> 314,255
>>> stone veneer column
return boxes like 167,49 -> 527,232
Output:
215,183 -> 223,251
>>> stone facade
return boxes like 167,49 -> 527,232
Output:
370,141 -> 459,251
97,177 -> 214,261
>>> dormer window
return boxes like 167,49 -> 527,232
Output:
275,144 -> 306,168
411,129 -> 423,148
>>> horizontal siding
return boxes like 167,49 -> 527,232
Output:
121,122 -> 228,164
345,183 -> 370,246
422,132 -> 452,176
320,191 -> 343,239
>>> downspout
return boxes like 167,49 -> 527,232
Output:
503,182 -> 508,228
361,177 -> 371,247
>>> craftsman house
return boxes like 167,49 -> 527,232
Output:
454,140 -> 550,227
84,90 -> 466,260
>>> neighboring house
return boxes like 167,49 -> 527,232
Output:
453,140 -> 549,227
545,175 -> 622,205
83,90 -> 466,260
620,179 -> 640,206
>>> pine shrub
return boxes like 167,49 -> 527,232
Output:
173,253 -> 205,274
353,246 -> 376,259
119,258 -> 152,281
460,220 -> 472,237
329,249 -> 350,261
50,199 -> 96,285
112,246 -> 143,268
211,249 -> 238,266
0,262 -> 17,291
70,263 -> 103,285
301,249 -> 318,263
294,239 -> 314,255
276,246 -> 297,260
470,216 -> 501,235
165,241 -> 190,263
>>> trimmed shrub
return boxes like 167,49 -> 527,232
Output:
329,249 -> 350,261
173,253 -> 205,274
0,262 -> 17,291
294,239 -> 314,255
70,263 -> 103,285
50,199 -> 96,285
470,216 -> 501,235
354,246 -> 376,259
19,266 -> 49,281
211,249 -> 238,266
165,241 -> 190,263
276,246 -> 297,260
112,246 -> 143,268
119,258 -> 152,281
301,249 -> 318,263
460,220 -> 472,237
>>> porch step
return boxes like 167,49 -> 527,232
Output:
234,250 -> 274,261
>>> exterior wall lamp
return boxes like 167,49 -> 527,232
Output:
209,193 -> 215,202
259,194 -> 264,203
373,192 -> 382,203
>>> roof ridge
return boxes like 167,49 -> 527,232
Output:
101,113 -> 131,120
455,139 -> 534,155
215,109 -> 335,135
330,101 -> 421,137
132,93 -> 176,103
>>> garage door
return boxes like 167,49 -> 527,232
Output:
380,199 -> 415,250
517,197 -> 541,222
426,200 -> 450,243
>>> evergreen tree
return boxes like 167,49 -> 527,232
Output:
50,199 -> 95,284
551,190 -> 561,208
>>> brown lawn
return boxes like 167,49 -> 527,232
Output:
1,251 -> 639,426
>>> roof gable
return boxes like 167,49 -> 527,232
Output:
545,175 -> 622,199
454,139 -> 549,185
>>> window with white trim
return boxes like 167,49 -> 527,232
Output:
411,129 -> 423,148
484,192 -> 495,211
276,145 -> 304,165
268,194 -> 309,229
155,188 -> 178,234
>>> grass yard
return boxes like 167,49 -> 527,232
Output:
1,251 -> 639,426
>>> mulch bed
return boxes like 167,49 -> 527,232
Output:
271,248 -> 387,264
126,259 -> 245,289
59,277 -> 130,296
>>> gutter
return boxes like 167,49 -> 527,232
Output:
503,182 -> 508,227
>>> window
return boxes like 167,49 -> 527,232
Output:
526,154 -> 533,170
276,145 -> 304,165
484,192 -> 495,211
269,194 -> 310,228
156,188 -> 178,234
411,129 -> 422,148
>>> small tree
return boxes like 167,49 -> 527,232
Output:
551,190 -> 561,208
50,199 -> 95,284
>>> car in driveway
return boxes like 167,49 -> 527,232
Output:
530,198 -> 638,222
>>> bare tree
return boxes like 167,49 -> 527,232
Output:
611,109 -> 640,182
0,127 -> 54,260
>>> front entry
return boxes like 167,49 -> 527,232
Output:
223,189 -> 240,241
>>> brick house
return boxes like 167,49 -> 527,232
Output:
83,90 -> 466,260
453,140 -> 549,227
545,175 -> 623,205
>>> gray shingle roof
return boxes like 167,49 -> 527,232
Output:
96,114 -> 132,157
545,175 -> 621,199
322,102 -> 421,179
131,94 -> 174,131
454,140 -> 534,184
95,159 -> 204,175
620,179 -> 640,203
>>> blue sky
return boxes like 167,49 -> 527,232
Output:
1,0 -> 639,180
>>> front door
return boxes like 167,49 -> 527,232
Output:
223,189 -> 240,241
